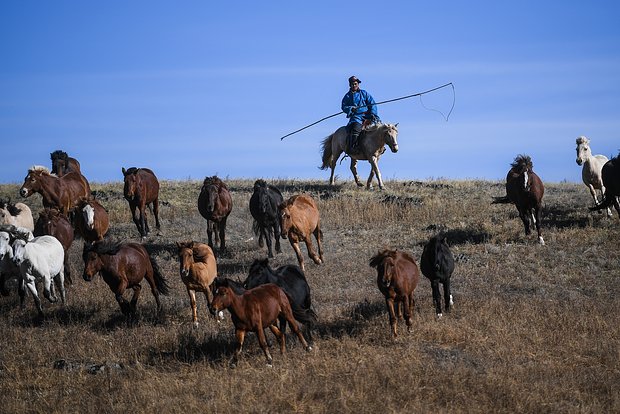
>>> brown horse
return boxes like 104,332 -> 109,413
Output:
370,249 -> 420,338
74,197 -> 110,243
82,241 -> 170,316
122,167 -> 161,238
209,284 -> 312,367
34,208 -> 74,285
492,154 -> 545,245
19,166 -> 91,216
197,176 -> 233,250
50,150 -> 81,176
176,241 -> 218,326
279,194 -> 323,271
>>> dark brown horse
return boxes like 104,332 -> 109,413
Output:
279,194 -> 323,271
370,249 -> 420,338
82,241 -> 170,316
176,241 -> 218,326
197,176 -> 233,250
492,155 -> 545,245
122,167 -> 161,238
50,150 -> 82,177
19,166 -> 91,216
34,208 -> 74,284
74,197 -> 110,243
209,284 -> 312,367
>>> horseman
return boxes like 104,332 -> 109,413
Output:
341,75 -> 380,153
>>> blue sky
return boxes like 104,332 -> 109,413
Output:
1,1 -> 619,184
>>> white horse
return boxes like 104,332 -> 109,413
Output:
12,234 -> 66,316
320,122 -> 399,190
0,199 -> 35,231
0,226 -> 33,304
576,136 -> 611,216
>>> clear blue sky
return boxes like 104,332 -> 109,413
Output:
1,1 -> 619,184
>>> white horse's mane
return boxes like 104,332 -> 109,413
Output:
576,136 -> 589,145
29,165 -> 51,173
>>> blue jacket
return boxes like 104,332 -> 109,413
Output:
341,89 -> 378,125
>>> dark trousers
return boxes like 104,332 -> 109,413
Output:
346,122 -> 362,151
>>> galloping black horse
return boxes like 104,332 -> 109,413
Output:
249,179 -> 283,258
243,258 -> 317,341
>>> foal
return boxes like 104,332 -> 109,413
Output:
209,284 -> 312,367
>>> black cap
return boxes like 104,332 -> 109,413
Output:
348,76 -> 361,85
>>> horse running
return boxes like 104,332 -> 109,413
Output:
0,225 -> 33,303
13,234 -> 66,317
420,234 -> 455,318
34,208 -> 74,284
19,166 -> 91,216
575,136 -> 611,216
320,122 -> 399,189
0,198 -> 34,231
249,179 -> 283,258
122,167 -> 161,238
50,150 -> 82,176
370,249 -> 420,338
82,241 -> 170,316
74,197 -> 110,243
590,153 -> 620,219
197,176 -> 233,250
279,194 -> 323,271
176,241 -> 218,326
492,155 -> 545,245
209,284 -> 312,367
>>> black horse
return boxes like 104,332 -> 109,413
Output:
243,258 -> 317,340
420,234 -> 455,318
249,179 -> 284,258
590,153 -> 620,219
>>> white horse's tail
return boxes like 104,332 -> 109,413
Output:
319,134 -> 334,170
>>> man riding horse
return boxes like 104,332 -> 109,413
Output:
341,75 -> 380,153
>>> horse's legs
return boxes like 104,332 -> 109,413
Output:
129,284 -> 142,313
141,205 -> 150,236
264,226 -> 274,258
256,324 -> 274,366
403,296 -> 413,332
314,225 -> 323,263
368,156 -> 384,190
188,288 -> 198,326
431,279 -> 442,316
304,236 -> 322,265
385,297 -> 398,338
289,239 -> 305,271
516,206 -> 531,236
366,168 -> 376,189
63,254 -> 73,285
18,278 -> 26,308
328,147 -> 342,186
268,324 -> 286,355
25,279 -> 43,316
612,196 -> 620,219
129,204 -> 143,237
206,220 -> 214,249
273,223 -> 282,254
43,274 -> 58,303
231,329 -> 246,367
219,218 -> 227,250
443,279 -> 453,312
152,198 -> 161,229
53,269 -> 66,305
350,159 -> 364,187
282,308 -> 312,352
534,205 -> 544,245
258,227 -> 265,248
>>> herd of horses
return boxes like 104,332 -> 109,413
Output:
0,132 -> 618,366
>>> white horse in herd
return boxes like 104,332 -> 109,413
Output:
575,136 -> 611,216
0,199 -> 34,231
6,230 -> 66,317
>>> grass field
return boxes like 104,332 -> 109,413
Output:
1,178 -> 619,413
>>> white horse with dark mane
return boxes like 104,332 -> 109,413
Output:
11,233 -> 66,316
576,136 -> 611,216
320,122 -> 399,190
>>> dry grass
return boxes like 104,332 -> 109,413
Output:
1,178 -> 619,413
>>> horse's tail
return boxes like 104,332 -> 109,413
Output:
150,257 -> 170,295
288,297 -> 318,328
491,196 -> 511,204
319,134 -> 334,170
252,219 -> 261,237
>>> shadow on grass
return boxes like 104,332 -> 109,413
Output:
544,205 -> 592,229
315,299 -> 385,340
422,227 -> 491,245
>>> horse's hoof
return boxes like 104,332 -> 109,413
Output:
437,313 -> 443,319
538,237 -> 545,245
306,346 -> 313,352
193,321 -> 199,328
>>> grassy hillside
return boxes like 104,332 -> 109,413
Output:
0,178 -> 618,413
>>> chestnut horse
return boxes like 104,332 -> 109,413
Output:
492,155 -> 545,245
19,166 -> 91,216
279,194 -> 323,271
370,249 -> 420,338
176,241 -> 218,326
0,198 -> 34,231
122,167 -> 161,238
34,208 -> 74,285
82,241 -> 169,316
197,176 -> 233,250
209,284 -> 312,367
74,197 -> 110,243
50,150 -> 81,176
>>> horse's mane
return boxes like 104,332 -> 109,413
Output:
0,224 -> 33,242
369,249 -> 397,268
86,240 -> 123,255
50,150 -> 69,163
38,207 -> 63,220
576,136 -> 589,145
0,199 -> 22,216
124,167 -> 140,175
177,240 -> 212,262
203,176 -> 228,190
213,277 -> 246,295
253,179 -> 282,197
249,258 -> 273,275
510,154 -> 533,173
29,165 -> 52,175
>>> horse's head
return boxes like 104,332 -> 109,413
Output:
209,286 -> 233,319
80,201 -> 96,230
369,250 -> 398,287
81,243 -> 105,281
201,184 -> 219,214
576,136 -> 591,166
122,167 -> 141,200
383,123 -> 399,153
279,203 -> 292,239
19,166 -> 48,198
0,231 -> 12,259
176,241 -> 195,278
11,239 -> 27,267
245,258 -> 271,288
50,150 -> 69,176
426,234 -> 450,272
